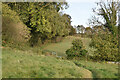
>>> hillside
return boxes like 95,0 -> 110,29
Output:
2,2 -> 119,79
43,36 -> 95,57
2,36 -> 118,78
2,48 -> 92,78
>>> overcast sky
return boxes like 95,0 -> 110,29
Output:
63,0 -> 99,27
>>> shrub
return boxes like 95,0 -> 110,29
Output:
66,39 -> 88,59
2,4 -> 30,47
90,33 -> 118,61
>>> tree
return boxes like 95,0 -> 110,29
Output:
85,27 -> 92,37
66,39 -> 88,59
69,27 -> 76,35
6,2 -> 71,46
77,25 -> 85,34
62,14 -> 76,35
92,25 -> 109,35
2,4 -> 30,44
90,32 -> 118,61
88,0 -> 119,61
88,0 -> 119,36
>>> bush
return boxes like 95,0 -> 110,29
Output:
90,33 -> 118,61
2,4 -> 30,47
66,39 -> 88,59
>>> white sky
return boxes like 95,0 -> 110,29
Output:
63,0 -> 98,27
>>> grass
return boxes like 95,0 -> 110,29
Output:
43,36 -> 96,57
42,36 -> 75,57
2,36 -> 118,78
42,36 -> 118,78
2,48 -> 92,78
81,38 -> 96,56
73,60 -> 118,78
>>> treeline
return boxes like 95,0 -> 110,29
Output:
75,25 -> 117,37
2,2 -> 76,47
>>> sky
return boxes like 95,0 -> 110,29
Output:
63,0 -> 99,27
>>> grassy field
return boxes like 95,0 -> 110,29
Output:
2,36 -> 118,78
42,36 -> 118,78
43,36 -> 75,57
43,36 -> 95,57
2,48 -> 92,78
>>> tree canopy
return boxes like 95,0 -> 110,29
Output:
5,2 -> 75,46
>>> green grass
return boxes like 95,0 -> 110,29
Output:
2,48 -> 92,78
2,36 -> 118,78
73,60 -> 118,78
42,36 -> 118,78
81,38 -> 96,56
43,36 -> 96,57
43,36 -> 76,57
